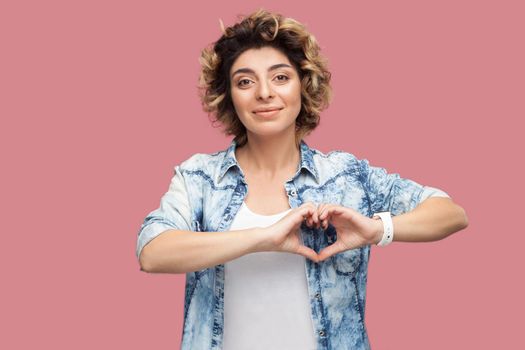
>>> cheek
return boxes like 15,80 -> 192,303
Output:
231,91 -> 250,112
283,82 -> 302,105
288,91 -> 302,113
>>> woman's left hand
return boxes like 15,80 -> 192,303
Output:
310,204 -> 384,262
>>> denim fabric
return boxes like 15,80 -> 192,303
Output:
136,139 -> 441,350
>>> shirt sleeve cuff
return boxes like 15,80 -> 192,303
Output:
136,221 -> 176,261
419,186 -> 451,202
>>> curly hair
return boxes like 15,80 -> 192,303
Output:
198,8 -> 332,147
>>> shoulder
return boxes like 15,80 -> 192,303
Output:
175,147 -> 229,174
309,145 -> 365,177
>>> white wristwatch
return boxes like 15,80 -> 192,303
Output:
372,212 -> 394,246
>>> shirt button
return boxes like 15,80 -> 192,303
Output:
315,293 -> 321,299
319,330 -> 325,337
290,189 -> 297,196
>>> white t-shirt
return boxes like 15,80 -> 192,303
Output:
222,201 -> 317,350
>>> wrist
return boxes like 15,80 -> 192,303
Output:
372,212 -> 394,246
250,227 -> 269,253
371,217 -> 383,245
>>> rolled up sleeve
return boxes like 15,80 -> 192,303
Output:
136,165 -> 193,262
359,159 -> 440,216
419,186 -> 451,202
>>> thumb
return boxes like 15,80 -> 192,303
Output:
317,241 -> 346,262
296,245 -> 320,263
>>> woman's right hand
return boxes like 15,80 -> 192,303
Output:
254,202 -> 320,262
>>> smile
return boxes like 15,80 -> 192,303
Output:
253,108 -> 283,117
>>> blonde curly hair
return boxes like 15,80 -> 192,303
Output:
198,8 -> 332,147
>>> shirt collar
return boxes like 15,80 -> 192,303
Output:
218,138 -> 319,184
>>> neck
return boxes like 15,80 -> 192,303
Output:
235,131 -> 301,180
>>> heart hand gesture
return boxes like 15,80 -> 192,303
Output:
255,202 -> 321,262
313,203 -> 383,262
258,202 -> 383,263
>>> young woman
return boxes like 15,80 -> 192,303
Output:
136,9 -> 468,350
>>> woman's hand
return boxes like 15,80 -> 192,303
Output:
315,204 -> 383,262
255,202 -> 320,262
254,202 -> 383,263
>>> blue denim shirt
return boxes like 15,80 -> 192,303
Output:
136,139 -> 449,350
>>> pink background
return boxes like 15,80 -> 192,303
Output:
1,0 -> 523,349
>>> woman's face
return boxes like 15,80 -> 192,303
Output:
229,46 -> 302,141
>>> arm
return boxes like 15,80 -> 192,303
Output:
140,203 -> 324,272
359,158 -> 468,243
137,162 -> 265,274
372,196 -> 469,243
139,227 -> 264,274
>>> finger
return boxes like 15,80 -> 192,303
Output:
307,209 -> 314,227
319,204 -> 334,230
319,204 -> 334,220
302,202 -> 317,227
316,204 -> 325,227
290,207 -> 306,227
333,206 -> 355,218
306,206 -> 316,227
317,203 -> 327,218
317,242 -> 344,262
299,206 -> 315,226
296,245 -> 320,263
319,204 -> 330,230
312,203 -> 320,227
321,204 -> 347,222
301,201 -> 317,210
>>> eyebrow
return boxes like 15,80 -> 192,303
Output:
231,63 -> 293,78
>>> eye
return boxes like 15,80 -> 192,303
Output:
237,79 -> 252,87
275,74 -> 289,82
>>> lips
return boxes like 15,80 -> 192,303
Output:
253,107 -> 283,114
253,108 -> 283,117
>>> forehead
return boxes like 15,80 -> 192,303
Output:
230,46 -> 292,72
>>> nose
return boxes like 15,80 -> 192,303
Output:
255,80 -> 274,100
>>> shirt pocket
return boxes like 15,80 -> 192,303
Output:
325,224 -> 362,276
